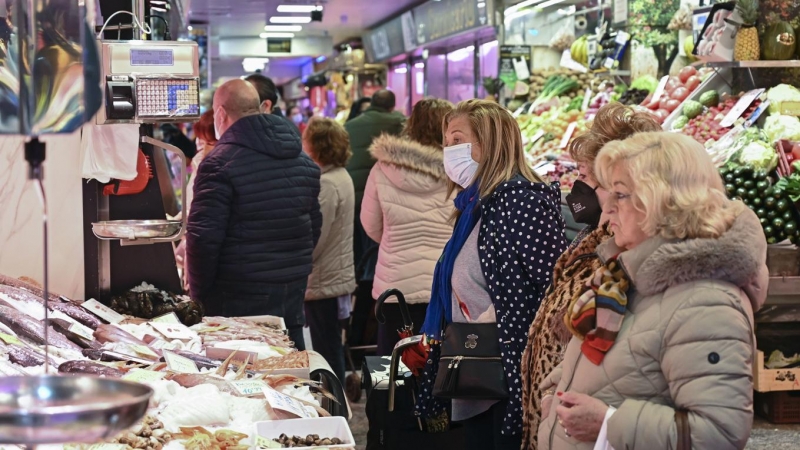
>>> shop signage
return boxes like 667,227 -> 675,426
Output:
412,0 -> 489,45
267,38 -> 292,53
363,14 -> 414,62
498,45 -> 531,90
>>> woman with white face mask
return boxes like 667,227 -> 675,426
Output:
414,99 -> 567,450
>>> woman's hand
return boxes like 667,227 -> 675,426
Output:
555,391 -> 609,442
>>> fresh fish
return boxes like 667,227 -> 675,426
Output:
7,345 -> 45,367
0,305 -> 81,351
48,318 -> 102,350
0,284 -> 101,329
167,373 -> 238,395
82,348 -> 104,360
58,360 -> 125,377
172,350 -> 227,370
0,359 -> 28,376
94,324 -> 148,346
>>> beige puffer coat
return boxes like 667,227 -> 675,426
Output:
538,208 -> 768,450
361,134 -> 453,304
305,166 -> 357,301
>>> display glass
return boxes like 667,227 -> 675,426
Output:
130,49 -> 175,66
478,41 -> 499,99
427,54 -> 447,100
447,46 -> 475,104
388,64 -> 409,116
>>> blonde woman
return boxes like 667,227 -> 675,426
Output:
416,100 -> 567,450
538,132 -> 767,450
302,118 -> 357,382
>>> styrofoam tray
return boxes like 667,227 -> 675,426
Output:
254,417 -> 355,449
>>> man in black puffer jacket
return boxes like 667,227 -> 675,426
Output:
186,79 -> 321,349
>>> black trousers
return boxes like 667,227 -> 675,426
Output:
376,302 -> 428,356
462,400 -> 521,450
304,297 -> 346,381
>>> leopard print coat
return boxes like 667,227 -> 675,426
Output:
520,224 -> 612,450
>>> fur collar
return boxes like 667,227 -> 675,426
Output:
368,134 -> 447,181
599,208 -> 768,310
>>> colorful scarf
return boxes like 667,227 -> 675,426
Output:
565,257 -> 630,365
419,182 -> 481,342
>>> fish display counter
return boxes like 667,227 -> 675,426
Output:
0,275 -> 354,450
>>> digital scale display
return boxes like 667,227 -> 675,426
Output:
130,48 -> 174,66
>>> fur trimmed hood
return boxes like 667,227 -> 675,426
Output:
368,134 -> 447,182
599,208 -> 768,311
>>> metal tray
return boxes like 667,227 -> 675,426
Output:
0,375 -> 152,444
92,219 -> 182,240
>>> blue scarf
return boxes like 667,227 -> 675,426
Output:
420,183 -> 481,341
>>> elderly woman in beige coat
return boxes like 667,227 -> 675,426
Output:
538,132 -> 768,450
361,98 -> 455,355
303,118 -> 357,382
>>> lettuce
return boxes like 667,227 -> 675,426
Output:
630,75 -> 659,94
764,114 -> 800,143
767,84 -> 800,115
738,141 -> 778,171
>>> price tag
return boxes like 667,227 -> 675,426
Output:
122,369 -> 167,383
746,100 -> 770,127
651,75 -> 670,104
81,299 -> 124,324
586,36 -> 598,62
87,445 -> 129,450
780,101 -> 800,116
164,351 -> 200,373
614,0 -> 628,23
581,88 -> 592,111
254,435 -> 281,448
559,122 -> 578,149
262,387 -> 314,418
530,129 -> 546,144
150,321 -> 194,341
603,57 -> 616,69
0,333 -> 21,345
720,88 -> 764,128
68,322 -> 95,341
230,379 -> 268,396
131,344 -> 159,358
151,312 -> 182,324
615,31 -> 631,45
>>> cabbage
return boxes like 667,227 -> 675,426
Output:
738,141 -> 777,171
764,114 -> 800,143
767,84 -> 800,115
630,75 -> 659,93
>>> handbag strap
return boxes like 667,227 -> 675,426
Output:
675,410 -> 692,450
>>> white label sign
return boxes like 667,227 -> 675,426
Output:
559,122 -> 578,149
614,0 -> 628,23
122,369 -> 167,383
720,88 -> 764,128
68,322 -> 95,341
651,75 -> 670,104
81,299 -> 124,324
151,312 -> 182,324
230,379 -> 268,396
150,321 -> 194,341
164,351 -> 200,373
262,387 -> 314,418
581,88 -> 592,111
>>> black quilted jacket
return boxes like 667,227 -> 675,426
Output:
186,114 -> 322,307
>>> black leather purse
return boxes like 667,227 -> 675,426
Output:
432,322 -> 509,400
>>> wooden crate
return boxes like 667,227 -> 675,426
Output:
754,350 -> 800,392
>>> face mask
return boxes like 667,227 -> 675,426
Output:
292,113 -> 304,124
443,143 -> 478,188
566,180 -> 602,228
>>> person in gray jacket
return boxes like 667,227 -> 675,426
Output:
538,132 -> 767,450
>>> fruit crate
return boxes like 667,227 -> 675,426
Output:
662,68 -> 732,131
753,349 -> 800,392
755,391 -> 800,424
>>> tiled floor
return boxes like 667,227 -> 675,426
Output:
344,376 -> 800,450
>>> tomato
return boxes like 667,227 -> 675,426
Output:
664,99 -> 681,112
665,77 -> 681,94
679,66 -> 698,83
641,94 -> 653,106
671,87 -> 689,101
654,109 -> 670,121
684,75 -> 701,92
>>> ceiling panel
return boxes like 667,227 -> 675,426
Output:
190,0 -> 425,43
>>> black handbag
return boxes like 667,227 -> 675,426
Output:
432,322 -> 509,400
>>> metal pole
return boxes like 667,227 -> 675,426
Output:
473,40 -> 480,99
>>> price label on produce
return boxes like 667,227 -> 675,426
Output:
651,75 -> 670,104
87,444 -> 129,450
780,101 -> 800,116
530,129 -> 546,144
131,344 -> 159,358
150,321 -> 194,341
151,312 -> 182,324
164,351 -> 200,373
720,88 -> 764,128
69,322 -> 95,341
581,88 -> 592,111
81,299 -> 124,324
746,100 -> 770,127
0,333 -> 21,345
230,379 -> 268,396
254,435 -> 281,448
262,387 -> 314,418
122,369 -> 167,383
559,122 -> 578,149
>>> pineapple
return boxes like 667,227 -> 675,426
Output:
734,0 -> 760,61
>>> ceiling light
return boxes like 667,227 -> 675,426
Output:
264,25 -> 302,32
260,32 -> 295,38
187,25 -> 193,31
415,62 -> 425,69
242,57 -> 270,72
270,16 -> 312,24
277,5 -> 323,13
477,1 -> 486,7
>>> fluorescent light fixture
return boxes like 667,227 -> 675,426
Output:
187,25 -> 193,31
260,32 -> 295,38
270,16 -> 312,24
242,57 -> 270,72
477,1 -> 486,7
316,55 -> 327,63
505,8 -> 536,23
277,5 -> 323,13
394,65 -> 408,74
505,0 -> 546,14
415,62 -> 425,69
264,25 -> 302,31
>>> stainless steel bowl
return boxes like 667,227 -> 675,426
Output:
92,220 -> 182,240
0,375 -> 152,444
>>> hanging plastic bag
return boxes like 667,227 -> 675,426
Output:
630,41 -> 659,81
549,18 -> 576,52
80,123 -> 140,183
